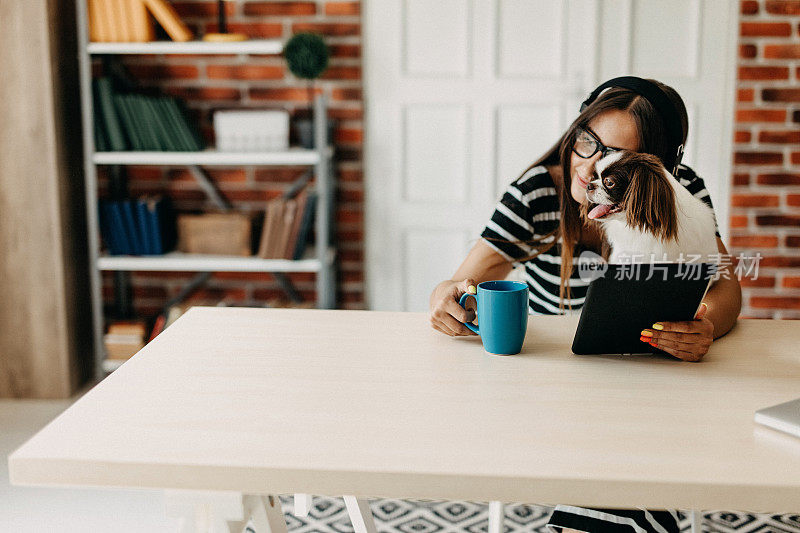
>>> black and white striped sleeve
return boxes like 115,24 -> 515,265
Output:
479,169 -> 544,264
677,165 -> 721,238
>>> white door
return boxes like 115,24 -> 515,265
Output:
364,0 -> 737,312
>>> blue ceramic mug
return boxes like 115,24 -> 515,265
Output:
458,280 -> 529,355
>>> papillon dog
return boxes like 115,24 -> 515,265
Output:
583,150 -> 718,264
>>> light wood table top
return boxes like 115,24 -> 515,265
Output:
9,307 -> 800,512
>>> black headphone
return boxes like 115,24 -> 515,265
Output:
580,76 -> 685,175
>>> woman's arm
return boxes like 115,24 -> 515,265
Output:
701,237 -> 742,339
640,237 -> 742,361
451,239 -> 515,285
429,239 -> 514,336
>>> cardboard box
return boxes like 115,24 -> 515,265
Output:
177,213 -> 252,256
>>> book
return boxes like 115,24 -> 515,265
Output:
99,197 -> 176,256
160,196 -> 178,252
265,200 -> 285,258
135,199 -> 153,254
276,198 -> 298,260
285,190 -> 308,259
96,0 -> 117,42
132,94 -> 159,150
93,104 -> 109,151
116,0 -> 133,41
292,192 -> 317,260
163,98 -> 203,151
141,197 -> 159,254
130,0 -> 155,42
173,99 -> 204,150
112,94 -> 143,150
87,0 -> 105,42
160,98 -> 191,151
148,197 -> 166,254
119,200 -> 144,254
108,320 -> 147,336
94,78 -> 129,151
146,196 -> 176,254
155,98 -> 187,151
258,199 -> 281,258
256,205 -> 273,258
107,320 -> 148,359
107,201 -> 132,255
148,313 -> 167,341
104,0 -> 127,41
104,334 -> 145,360
146,97 -> 181,151
142,0 -> 193,42
98,201 -> 119,255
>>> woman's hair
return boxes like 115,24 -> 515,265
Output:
484,79 -> 689,311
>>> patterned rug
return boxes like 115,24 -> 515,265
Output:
278,496 -> 800,533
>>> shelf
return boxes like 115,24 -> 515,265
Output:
97,247 -> 336,273
87,39 -> 283,55
93,148 -> 332,166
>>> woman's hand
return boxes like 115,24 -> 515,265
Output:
639,303 -> 713,362
429,278 -> 480,336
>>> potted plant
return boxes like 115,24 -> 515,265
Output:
284,32 -> 332,149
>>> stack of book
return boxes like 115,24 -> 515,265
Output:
257,189 -> 318,260
99,197 -> 177,256
93,77 -> 204,152
104,320 -> 147,361
88,0 -> 193,43
147,300 -> 206,341
146,297 -> 318,342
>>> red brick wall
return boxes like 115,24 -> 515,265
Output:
97,1 -> 800,321
97,1 -> 364,318
734,0 -> 800,318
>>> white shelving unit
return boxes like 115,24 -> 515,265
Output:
75,2 -> 336,380
97,248 -> 336,273
93,147 -> 331,166
87,39 -> 283,55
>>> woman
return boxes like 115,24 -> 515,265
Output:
428,78 -> 741,532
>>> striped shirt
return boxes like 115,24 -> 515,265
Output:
481,164 -> 719,316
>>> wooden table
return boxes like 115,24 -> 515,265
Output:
9,307 -> 800,532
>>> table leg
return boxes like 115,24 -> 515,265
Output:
690,509 -> 702,533
488,501 -> 504,533
237,494 -> 289,533
164,489 -> 245,533
294,493 -> 312,517
344,495 -> 378,533
164,490 -> 289,533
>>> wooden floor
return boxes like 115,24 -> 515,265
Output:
0,384 -> 176,532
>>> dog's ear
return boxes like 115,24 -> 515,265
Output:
623,154 -> 677,240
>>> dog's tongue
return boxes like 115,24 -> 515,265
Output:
588,204 -> 613,219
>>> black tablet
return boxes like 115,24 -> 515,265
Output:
571,263 -> 717,356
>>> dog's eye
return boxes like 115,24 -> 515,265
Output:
603,177 -> 615,189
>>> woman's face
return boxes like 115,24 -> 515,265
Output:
569,109 -> 640,204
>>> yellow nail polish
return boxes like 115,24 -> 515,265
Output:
467,285 -> 477,294
652,323 -> 664,330
641,330 -> 652,337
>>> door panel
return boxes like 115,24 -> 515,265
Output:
365,0 -> 736,311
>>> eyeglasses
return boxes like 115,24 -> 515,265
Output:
573,126 -> 621,159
